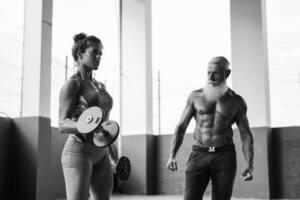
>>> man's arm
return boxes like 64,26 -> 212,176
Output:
235,96 -> 254,180
166,93 -> 195,171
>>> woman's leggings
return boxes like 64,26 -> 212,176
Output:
61,137 -> 113,200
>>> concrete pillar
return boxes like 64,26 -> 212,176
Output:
120,0 -> 154,194
230,0 -> 271,198
121,0 -> 153,135
14,0 -> 53,199
21,0 -> 52,118
230,0 -> 270,127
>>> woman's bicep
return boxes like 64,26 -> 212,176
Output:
59,80 -> 80,122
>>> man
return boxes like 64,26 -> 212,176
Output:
166,56 -> 254,200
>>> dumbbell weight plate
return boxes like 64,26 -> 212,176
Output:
93,120 -> 119,147
76,106 -> 104,134
116,156 -> 131,181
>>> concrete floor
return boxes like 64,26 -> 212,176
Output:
58,195 -> 291,200
111,195 -> 264,200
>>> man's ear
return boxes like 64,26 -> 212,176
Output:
225,69 -> 231,78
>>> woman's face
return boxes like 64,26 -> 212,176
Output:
79,43 -> 103,70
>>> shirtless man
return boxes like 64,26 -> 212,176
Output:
166,56 -> 254,200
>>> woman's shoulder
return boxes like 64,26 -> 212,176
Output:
93,79 -> 106,90
69,72 -> 81,81
62,75 -> 81,92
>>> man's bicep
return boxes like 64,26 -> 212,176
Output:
178,100 -> 194,127
236,113 -> 251,134
235,97 -> 251,133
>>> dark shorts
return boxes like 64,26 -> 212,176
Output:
184,144 -> 237,200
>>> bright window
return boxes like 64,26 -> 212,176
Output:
51,0 -> 120,126
267,0 -> 300,127
0,0 -> 24,118
152,0 -> 231,134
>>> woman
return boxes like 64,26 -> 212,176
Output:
59,32 -> 118,200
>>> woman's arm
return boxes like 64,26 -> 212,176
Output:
108,145 -> 118,164
98,83 -> 119,165
58,79 -> 81,134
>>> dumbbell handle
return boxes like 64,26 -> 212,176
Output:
94,126 -> 110,137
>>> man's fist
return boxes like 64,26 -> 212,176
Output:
241,167 -> 253,181
166,157 -> 178,171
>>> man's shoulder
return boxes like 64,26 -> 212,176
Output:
228,88 -> 242,99
228,89 -> 247,110
184,89 -> 204,105
189,88 -> 205,98
191,88 -> 205,95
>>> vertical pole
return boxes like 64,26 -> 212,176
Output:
158,70 -> 161,135
118,0 -> 123,158
65,55 -> 68,81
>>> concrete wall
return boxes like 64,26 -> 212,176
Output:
120,135 -> 156,194
1,117 -> 300,199
0,117 -> 13,199
16,117 -> 52,200
269,127 -> 300,199
0,118 -> 67,200
1,117 -> 51,200
50,127 -> 68,200
155,127 -> 270,199
232,127 -> 270,198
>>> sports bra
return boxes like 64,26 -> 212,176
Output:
70,72 -> 113,120
69,72 -> 113,142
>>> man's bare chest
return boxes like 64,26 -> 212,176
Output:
194,98 -> 238,120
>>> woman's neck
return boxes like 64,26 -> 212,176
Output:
77,65 -> 93,80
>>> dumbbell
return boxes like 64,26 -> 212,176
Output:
115,156 -> 131,181
76,106 -> 119,148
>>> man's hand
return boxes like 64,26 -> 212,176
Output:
241,167 -> 253,181
166,157 -> 178,172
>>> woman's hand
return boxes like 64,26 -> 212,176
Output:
108,145 -> 118,173
111,159 -> 118,174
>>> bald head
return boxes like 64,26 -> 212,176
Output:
209,56 -> 230,71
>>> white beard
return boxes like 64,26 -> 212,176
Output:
203,81 -> 229,102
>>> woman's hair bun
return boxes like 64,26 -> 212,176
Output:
73,33 -> 87,43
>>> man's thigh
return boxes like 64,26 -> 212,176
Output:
184,151 -> 211,200
211,150 -> 237,200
